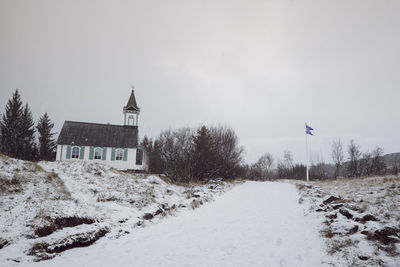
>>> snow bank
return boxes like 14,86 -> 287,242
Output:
0,155 -> 232,265
295,176 -> 400,266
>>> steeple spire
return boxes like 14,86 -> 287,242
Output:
123,89 -> 140,112
123,88 -> 140,127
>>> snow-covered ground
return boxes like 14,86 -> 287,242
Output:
24,182 -> 326,267
0,154 -> 232,265
5,152 -> 397,266
295,176 -> 400,267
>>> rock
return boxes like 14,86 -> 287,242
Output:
154,208 -> 163,216
339,208 -> 353,219
358,256 -> 369,261
28,227 -> 108,259
332,204 -> 343,210
348,225 -> 359,235
0,238 -> 8,250
193,194 -> 201,198
348,205 -> 364,212
360,230 -> 369,235
326,213 -> 337,219
361,214 -> 378,222
373,227 -> 400,245
323,196 -> 341,205
143,213 -> 153,220
316,208 -> 326,212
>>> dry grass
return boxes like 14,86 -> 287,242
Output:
295,175 -> 400,265
327,238 -> 358,255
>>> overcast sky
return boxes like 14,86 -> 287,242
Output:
1,0 -> 399,165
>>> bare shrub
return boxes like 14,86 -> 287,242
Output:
331,139 -> 344,178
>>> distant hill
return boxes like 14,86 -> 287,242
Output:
383,152 -> 400,168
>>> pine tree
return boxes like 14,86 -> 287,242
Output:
19,103 -> 37,160
150,139 -> 164,174
192,125 -> 215,180
0,90 -> 23,158
37,112 -> 56,161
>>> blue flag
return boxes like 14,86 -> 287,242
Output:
306,124 -> 314,136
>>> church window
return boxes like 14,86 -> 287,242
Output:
116,149 -> 123,161
94,147 -> 102,160
72,146 -> 80,159
128,115 -> 134,126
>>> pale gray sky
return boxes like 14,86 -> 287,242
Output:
1,0 -> 399,165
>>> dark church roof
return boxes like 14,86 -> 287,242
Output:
57,121 -> 138,148
123,90 -> 140,112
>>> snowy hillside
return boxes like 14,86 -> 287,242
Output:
21,182 -> 326,267
0,154 -> 233,265
296,176 -> 400,266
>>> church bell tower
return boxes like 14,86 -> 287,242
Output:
123,89 -> 140,127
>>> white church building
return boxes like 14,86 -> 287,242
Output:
56,90 -> 148,171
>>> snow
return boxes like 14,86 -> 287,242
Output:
295,176 -> 400,266
0,155 -> 232,265
6,153 -> 397,266
25,182 -> 326,267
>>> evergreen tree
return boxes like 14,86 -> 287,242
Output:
192,125 -> 216,180
37,112 -> 56,161
0,90 -> 23,158
150,139 -> 164,174
19,103 -> 37,160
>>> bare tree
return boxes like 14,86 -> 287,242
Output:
331,139 -> 344,178
310,153 -> 328,180
283,150 -> 294,169
277,150 -> 295,179
346,139 -> 361,177
359,151 -> 372,177
371,147 -> 386,175
257,153 -> 274,171
252,153 -> 275,180
155,125 -> 244,183
158,127 -> 195,183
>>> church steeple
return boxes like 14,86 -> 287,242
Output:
123,89 -> 140,126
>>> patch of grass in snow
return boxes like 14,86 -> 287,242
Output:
295,175 -> 400,265
0,174 -> 24,195
327,238 -> 358,255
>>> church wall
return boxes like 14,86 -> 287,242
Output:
84,146 -> 90,160
56,145 -> 147,171
56,145 -> 62,161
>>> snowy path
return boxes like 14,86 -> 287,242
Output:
30,182 -> 326,267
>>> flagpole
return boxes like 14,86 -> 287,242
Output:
305,122 -> 309,181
